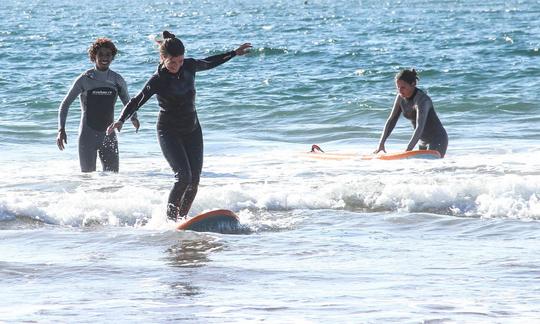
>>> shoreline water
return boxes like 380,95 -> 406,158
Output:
2,0 -> 540,322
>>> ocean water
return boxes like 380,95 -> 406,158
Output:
1,0 -> 540,322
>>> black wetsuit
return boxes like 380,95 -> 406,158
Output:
118,51 -> 236,220
379,89 -> 448,157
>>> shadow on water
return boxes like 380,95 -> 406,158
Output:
163,236 -> 226,298
168,280 -> 201,298
165,236 -> 224,268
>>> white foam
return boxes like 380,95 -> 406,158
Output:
1,141 -> 539,229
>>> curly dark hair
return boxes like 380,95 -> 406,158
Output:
88,38 -> 117,62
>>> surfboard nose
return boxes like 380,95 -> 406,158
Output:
177,209 -> 242,234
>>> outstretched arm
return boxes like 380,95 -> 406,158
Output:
374,95 -> 401,154
195,43 -> 252,72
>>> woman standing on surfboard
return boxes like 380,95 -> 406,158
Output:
107,31 -> 251,221
374,69 -> 448,158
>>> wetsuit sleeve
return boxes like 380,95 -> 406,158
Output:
58,75 -> 84,130
116,75 -> 137,119
194,51 -> 236,72
377,95 -> 402,147
118,76 -> 158,122
117,75 -> 130,106
406,95 -> 432,151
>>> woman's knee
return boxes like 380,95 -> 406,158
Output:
174,169 -> 193,184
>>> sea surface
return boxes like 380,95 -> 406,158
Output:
1,0 -> 540,322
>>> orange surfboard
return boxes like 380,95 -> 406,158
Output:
304,144 -> 358,160
361,150 -> 441,160
305,144 -> 441,160
304,151 -> 357,161
177,209 -> 240,233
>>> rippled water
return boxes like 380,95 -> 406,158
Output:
1,0 -> 540,322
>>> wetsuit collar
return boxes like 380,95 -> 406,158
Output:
86,67 -> 109,80
406,88 -> 418,101
157,63 -> 166,74
158,64 -> 182,78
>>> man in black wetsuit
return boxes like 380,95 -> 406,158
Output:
107,31 -> 251,221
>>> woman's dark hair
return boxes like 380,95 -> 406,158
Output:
88,38 -> 117,62
395,69 -> 419,85
159,30 -> 185,58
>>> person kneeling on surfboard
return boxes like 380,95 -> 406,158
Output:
374,69 -> 448,158
107,31 -> 252,221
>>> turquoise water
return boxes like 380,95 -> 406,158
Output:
1,0 -> 540,322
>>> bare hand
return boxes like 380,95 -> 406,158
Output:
107,120 -> 124,135
235,43 -> 252,56
131,117 -> 140,133
56,129 -> 67,150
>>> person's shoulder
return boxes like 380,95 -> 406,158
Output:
150,68 -> 164,81
415,89 -> 433,105
108,68 -> 124,78
144,68 -> 164,88
82,68 -> 96,78
108,69 -> 127,83
69,69 -> 92,86
184,58 -> 197,68
72,68 -> 92,81
113,70 -> 132,88
394,93 -> 404,104
416,88 -> 430,97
